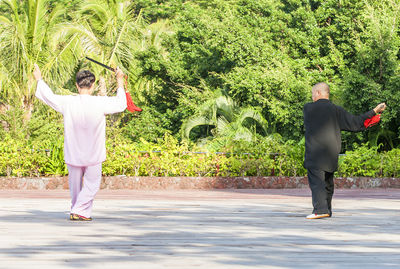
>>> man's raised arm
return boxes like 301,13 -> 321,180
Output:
338,103 -> 386,132
33,64 -> 65,113
103,67 -> 127,115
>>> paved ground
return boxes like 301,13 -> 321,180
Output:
0,189 -> 399,269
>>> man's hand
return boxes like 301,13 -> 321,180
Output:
115,67 -> 125,90
373,103 -> 387,114
33,63 -> 42,81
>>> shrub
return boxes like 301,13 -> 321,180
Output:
1,133 -> 400,178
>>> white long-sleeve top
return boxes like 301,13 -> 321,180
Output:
35,80 -> 127,166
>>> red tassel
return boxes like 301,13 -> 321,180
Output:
124,75 -> 142,112
125,91 -> 142,112
364,114 -> 381,128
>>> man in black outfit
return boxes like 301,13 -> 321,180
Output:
303,82 -> 386,219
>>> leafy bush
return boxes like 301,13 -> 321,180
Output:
0,135 -> 48,177
122,109 -> 171,143
337,143 -> 400,178
337,143 -> 381,177
381,148 -> 400,177
102,133 -> 305,177
1,132 -> 400,178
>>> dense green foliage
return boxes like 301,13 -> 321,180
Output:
1,0 -> 400,177
135,0 -> 400,146
1,133 -> 400,178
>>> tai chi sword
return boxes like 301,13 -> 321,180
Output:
85,57 -> 142,112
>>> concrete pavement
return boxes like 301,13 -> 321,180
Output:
0,189 -> 399,268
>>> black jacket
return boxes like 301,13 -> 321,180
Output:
303,99 -> 375,172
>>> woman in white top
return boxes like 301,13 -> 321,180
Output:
33,64 -> 127,221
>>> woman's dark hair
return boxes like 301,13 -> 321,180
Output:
76,70 -> 95,88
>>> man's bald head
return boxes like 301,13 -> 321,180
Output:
312,82 -> 330,102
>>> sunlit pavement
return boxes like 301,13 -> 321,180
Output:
0,189 -> 399,269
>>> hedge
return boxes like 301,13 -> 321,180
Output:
0,134 -> 399,178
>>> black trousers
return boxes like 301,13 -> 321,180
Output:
307,168 -> 334,215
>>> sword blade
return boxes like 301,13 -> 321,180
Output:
85,57 -> 115,72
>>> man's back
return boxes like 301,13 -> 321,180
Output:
303,99 -> 341,172
35,80 -> 127,166
63,95 -> 110,166
303,98 -> 375,172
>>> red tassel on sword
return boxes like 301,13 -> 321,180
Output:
364,103 -> 386,128
364,114 -> 381,128
85,56 -> 142,113
124,75 -> 142,112
125,91 -> 142,112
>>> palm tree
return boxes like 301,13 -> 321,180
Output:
65,0 -> 145,93
0,0 -> 81,120
0,0 -> 172,127
75,1 -> 173,102
182,91 -> 268,142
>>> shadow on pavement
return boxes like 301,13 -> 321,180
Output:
0,199 -> 399,268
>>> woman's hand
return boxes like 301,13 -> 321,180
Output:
33,63 -> 42,81
115,67 -> 125,89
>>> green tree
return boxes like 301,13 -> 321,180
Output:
70,1 -> 172,124
340,0 -> 400,149
0,0 -> 82,120
136,0 -> 318,140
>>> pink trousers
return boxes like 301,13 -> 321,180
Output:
67,163 -> 102,218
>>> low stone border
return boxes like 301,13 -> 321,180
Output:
0,176 -> 399,190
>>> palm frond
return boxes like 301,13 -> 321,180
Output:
233,127 -> 254,142
215,95 -> 235,122
27,0 -> 47,48
45,36 -> 81,87
215,116 -> 230,135
237,108 -> 268,134
182,115 -> 214,139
